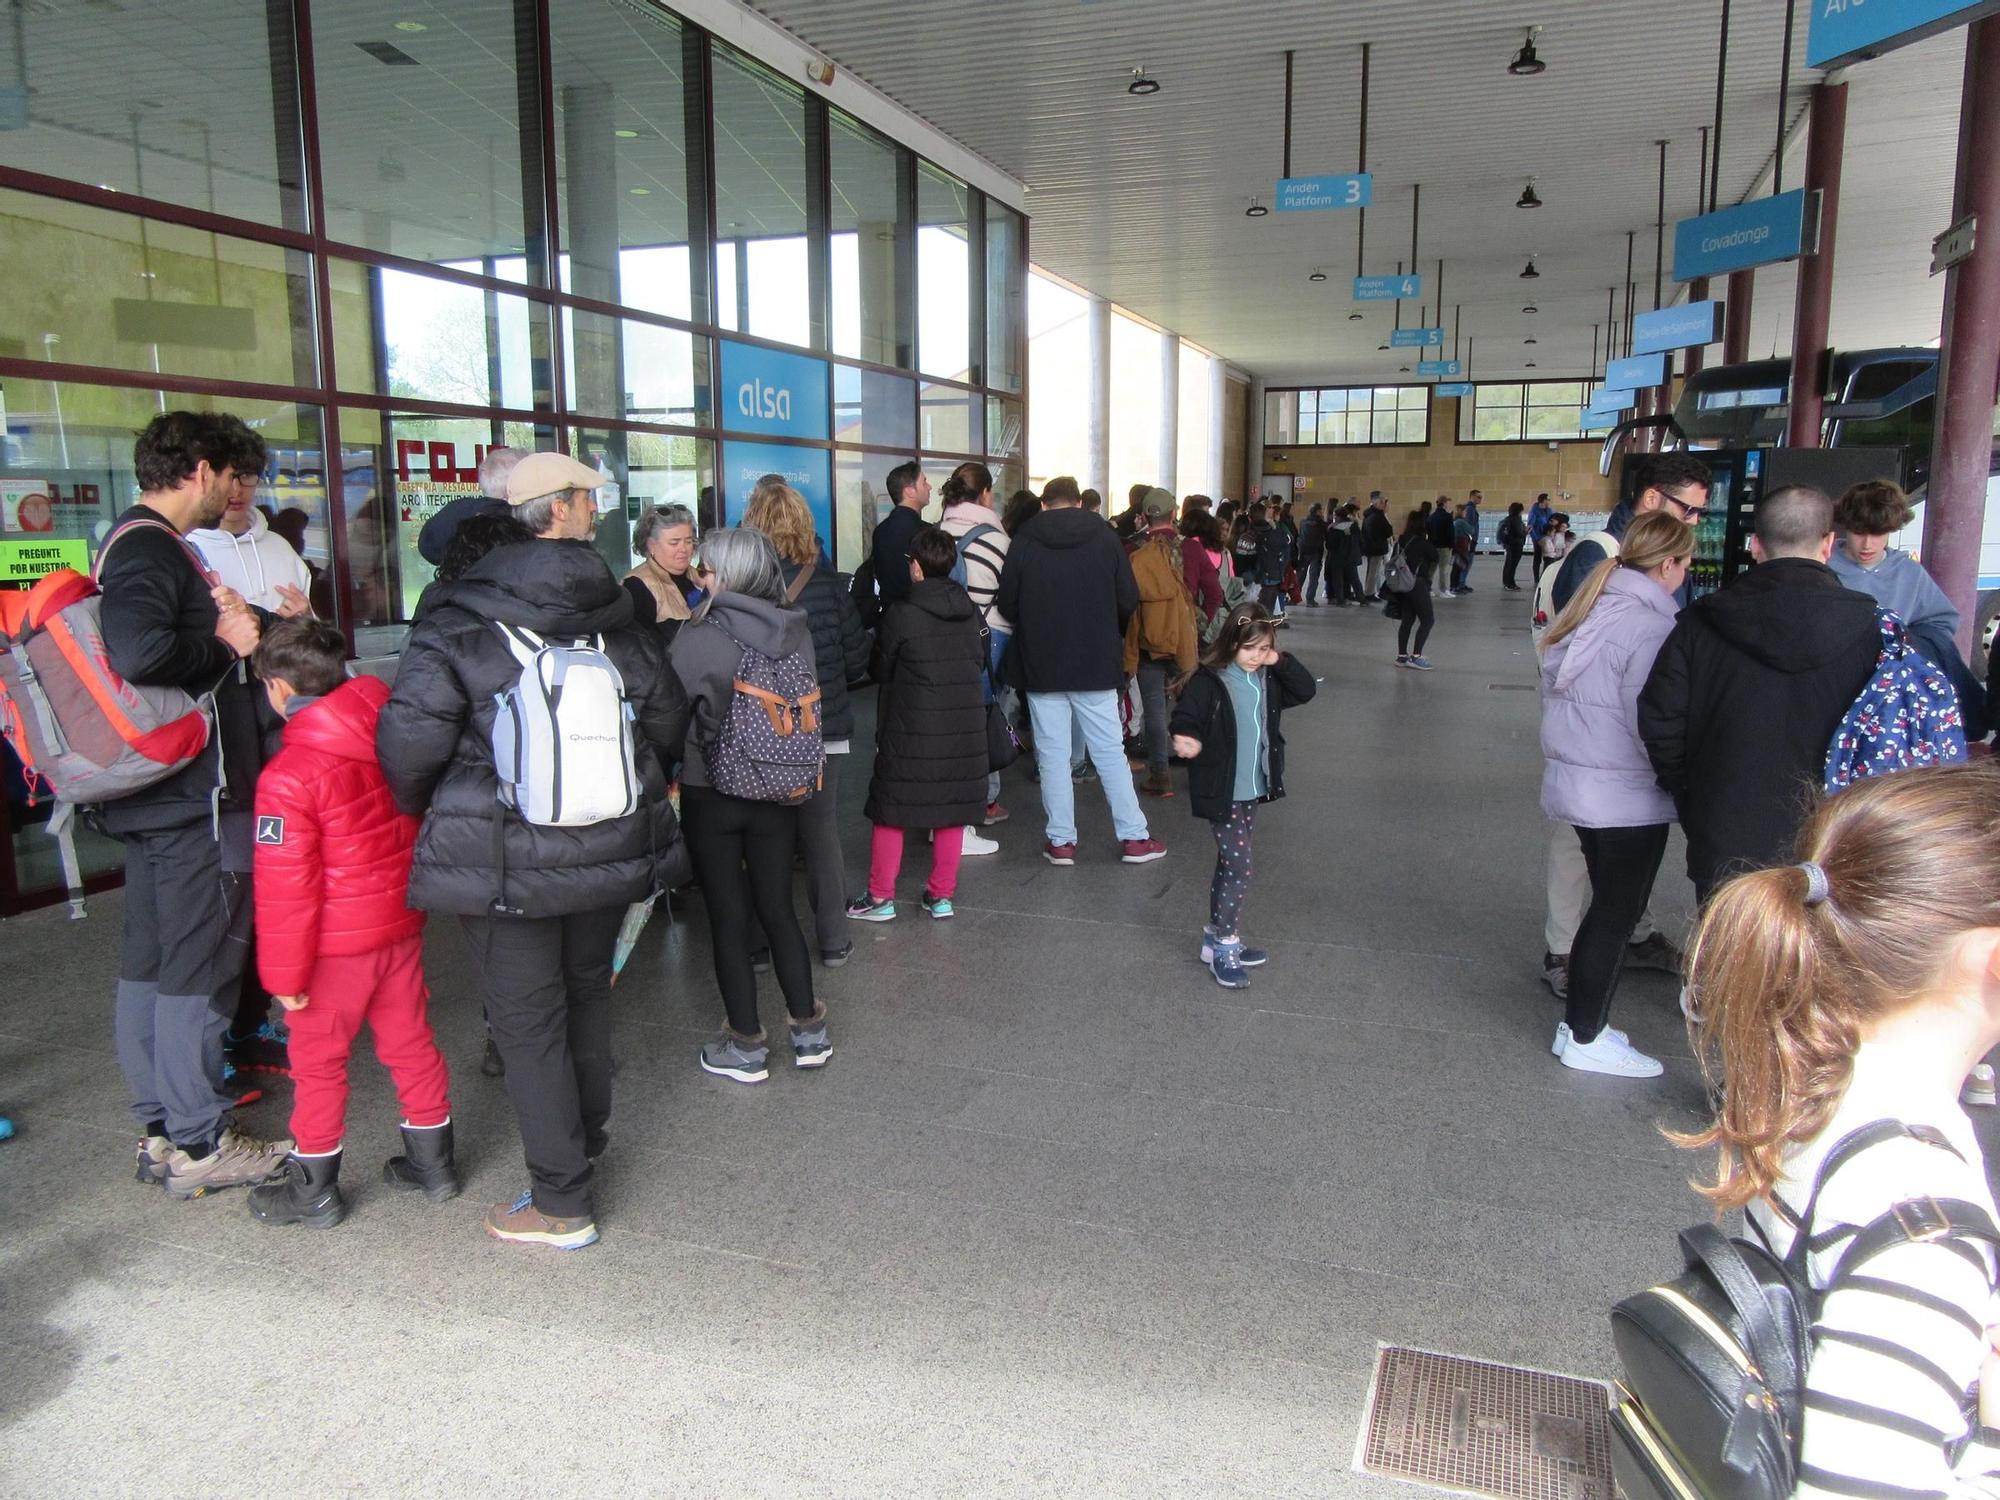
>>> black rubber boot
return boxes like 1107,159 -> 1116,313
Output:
248,1152 -> 346,1229
383,1121 -> 461,1203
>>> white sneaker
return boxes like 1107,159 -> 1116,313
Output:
959,827 -> 999,856
1555,1026 -> 1663,1078
1963,1063 -> 1997,1108
1550,1021 -> 1628,1057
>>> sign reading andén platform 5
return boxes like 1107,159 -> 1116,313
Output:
1605,353 -> 1668,390
1674,190 -> 1817,281
1632,301 -> 1723,355
1808,0 -> 2000,68
1275,173 -> 1371,212
718,339 -> 831,442
1353,274 -> 1422,302
1391,327 -> 1445,348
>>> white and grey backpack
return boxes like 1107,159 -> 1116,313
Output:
490,622 -> 640,827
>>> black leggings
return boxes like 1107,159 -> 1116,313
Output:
680,784 -> 816,1036
1568,824 -> 1670,1043
1208,801 -> 1256,935
1396,587 -> 1435,656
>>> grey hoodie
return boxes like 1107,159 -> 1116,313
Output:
669,592 -> 814,788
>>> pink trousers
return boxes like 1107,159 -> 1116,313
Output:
869,824 -> 964,902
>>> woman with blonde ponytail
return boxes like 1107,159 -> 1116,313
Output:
1677,765 -> 2000,1498
1537,510 -> 1693,1076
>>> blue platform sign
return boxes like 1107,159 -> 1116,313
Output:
718,338 -> 831,442
1633,301 -> 1723,356
1391,327 -> 1445,349
1353,274 -> 1422,302
1590,386 -> 1637,409
721,440 -> 832,544
1674,190 -> 1816,282
1605,353 -> 1668,390
1416,359 -> 1463,378
1275,172 -> 1372,212
1434,382 -> 1475,398
1808,0 -> 2000,68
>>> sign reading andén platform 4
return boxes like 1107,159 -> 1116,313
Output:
1353,274 -> 1422,302
718,339 -> 831,442
1632,301 -> 1723,356
1808,0 -> 2000,68
1673,190 -> 1818,281
1275,173 -> 1372,212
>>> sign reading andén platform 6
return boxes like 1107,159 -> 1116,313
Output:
718,339 -> 831,442
1416,359 -> 1462,378
1674,190 -> 1817,281
1275,173 -> 1371,212
1808,0 -> 2000,68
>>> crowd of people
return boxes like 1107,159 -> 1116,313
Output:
40,410 -> 2000,1489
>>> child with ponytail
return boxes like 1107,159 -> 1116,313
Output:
1676,765 -> 2000,1498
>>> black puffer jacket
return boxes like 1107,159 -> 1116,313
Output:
995,506 -> 1139,693
781,552 -> 870,741
377,538 -> 691,918
863,579 -> 988,829
1169,654 -> 1317,822
1638,557 -> 1880,891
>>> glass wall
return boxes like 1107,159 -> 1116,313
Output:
0,0 -> 1025,912
1265,386 -> 1431,446
1027,271 -> 1090,491
1108,312 -> 1165,505
1176,342 -> 1216,499
1459,381 -> 1605,442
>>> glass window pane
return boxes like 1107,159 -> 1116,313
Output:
1398,387 -> 1429,412
713,46 -> 809,347
1176,343 -> 1211,494
1319,389 -> 1348,415
570,427 -> 712,581
919,382 -> 974,454
313,1 -> 533,266
1525,404 -> 1580,438
1029,271 -> 1092,488
834,365 -> 916,450
1482,383 -> 1525,409
987,397 -> 1024,462
0,190 -> 316,388
1529,381 -> 1586,407
0,2 -> 303,228
552,0 -> 693,320
563,309 -> 707,426
830,112 -> 904,367
333,262 -> 551,410
1343,410 -> 1371,445
917,165 -> 970,380
1371,408 -> 1400,444
1474,408 -> 1524,441
834,449 -> 884,576
984,201 -> 1025,393
1109,312 -> 1164,501
1397,411 -> 1428,443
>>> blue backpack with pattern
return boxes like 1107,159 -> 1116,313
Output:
1823,610 -> 1968,792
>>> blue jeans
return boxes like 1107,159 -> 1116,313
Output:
1028,690 -> 1149,845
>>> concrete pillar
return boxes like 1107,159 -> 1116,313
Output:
1086,295 -> 1111,498
1722,269 -> 1754,365
1159,334 -> 1180,495
1246,376 -> 1267,502
1207,356 -> 1226,500
1921,17 -> 2000,659
855,219 -> 898,367
1788,80 -> 1848,448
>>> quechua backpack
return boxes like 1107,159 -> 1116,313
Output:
1823,609 -> 1967,791
490,623 -> 641,827
703,624 -> 824,804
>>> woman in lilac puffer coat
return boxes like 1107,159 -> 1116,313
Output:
1537,511 -> 1694,1079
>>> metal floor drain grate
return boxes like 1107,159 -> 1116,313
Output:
1488,682 -> 1536,691
1356,1346 -> 1615,1500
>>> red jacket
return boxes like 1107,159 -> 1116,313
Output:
254,676 -> 424,994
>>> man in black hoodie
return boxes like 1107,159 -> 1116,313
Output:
1360,492 -> 1394,598
1639,486 -> 1880,902
105,411 -> 290,1200
996,475 -> 1164,866
379,451 -> 690,1250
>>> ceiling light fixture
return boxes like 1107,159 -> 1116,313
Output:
1245,197 -> 1269,218
1525,361 -> 1538,368
1127,67 -> 1160,97
614,128 -> 641,140
1378,338 -> 1391,351
627,186 -> 651,195
1522,304 -> 1539,315
1516,178 -> 1542,209
393,20 -> 428,32
1348,311 -> 1364,321
1520,258 -> 1540,279
1524,336 -> 1538,345
1399,365 -> 1412,373
1508,26 -> 1547,77
1309,269 -> 1327,283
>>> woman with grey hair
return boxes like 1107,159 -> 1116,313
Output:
667,528 -> 829,1082
623,503 -> 703,646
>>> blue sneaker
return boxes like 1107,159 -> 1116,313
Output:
0,1116 -> 14,1141
1200,929 -> 1268,967
1406,656 -> 1435,671
1209,939 -> 1251,990
845,894 -> 896,922
921,893 -> 954,920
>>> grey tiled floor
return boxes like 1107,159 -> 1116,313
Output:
0,581 -> 1762,1495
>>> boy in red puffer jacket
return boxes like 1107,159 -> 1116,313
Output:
244,619 -> 454,1228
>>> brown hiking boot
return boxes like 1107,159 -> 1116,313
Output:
1142,769 -> 1176,798
163,1127 -> 292,1200
485,1188 -> 599,1250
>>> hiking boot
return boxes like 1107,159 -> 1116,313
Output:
845,894 -> 896,923
1119,837 -> 1167,864
983,802 -> 1009,826
789,1004 -> 832,1069
248,1151 -> 346,1229
921,892 -> 955,920
700,1030 -> 770,1084
1209,939 -> 1251,990
382,1121 -> 461,1203
1142,769 -> 1176,798
1624,931 -> 1685,975
164,1127 -> 291,1200
1043,841 -> 1077,866
485,1187 -> 598,1250
481,1036 -> 505,1078
1541,951 -> 1569,1001
136,1132 -> 171,1186
819,941 -> 854,968
1200,930 -> 1268,967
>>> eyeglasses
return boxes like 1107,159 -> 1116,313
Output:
1663,492 -> 1707,521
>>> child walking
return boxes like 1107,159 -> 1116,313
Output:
246,619 -> 456,1228
847,526 -> 990,922
1169,603 -> 1317,988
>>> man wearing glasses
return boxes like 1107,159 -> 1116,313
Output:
1549,453 -> 1713,615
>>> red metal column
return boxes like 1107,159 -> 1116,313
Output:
1922,16 -> 2000,658
1722,269 -> 1754,364
1788,79 -> 1848,447
1684,277 -> 1710,377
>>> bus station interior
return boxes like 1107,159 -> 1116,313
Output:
4,0 -> 2000,1493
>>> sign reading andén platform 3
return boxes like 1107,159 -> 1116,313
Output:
1808,0 -> 2000,69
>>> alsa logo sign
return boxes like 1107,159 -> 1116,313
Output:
737,377 -> 792,424
718,338 -> 830,441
